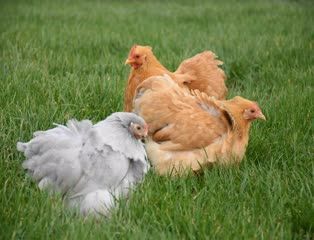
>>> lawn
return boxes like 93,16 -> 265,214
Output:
0,0 -> 313,239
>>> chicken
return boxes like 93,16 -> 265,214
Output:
134,75 -> 265,176
124,45 -> 227,112
17,112 -> 149,217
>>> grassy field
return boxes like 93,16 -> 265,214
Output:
0,0 -> 313,239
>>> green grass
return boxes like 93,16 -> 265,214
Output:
1,0 -> 313,239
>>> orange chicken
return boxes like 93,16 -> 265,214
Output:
124,45 -> 227,112
134,75 -> 265,176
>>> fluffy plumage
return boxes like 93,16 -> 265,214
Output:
17,112 -> 149,217
124,45 -> 227,112
134,75 -> 265,176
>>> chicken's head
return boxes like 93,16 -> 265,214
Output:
125,45 -> 152,69
233,97 -> 266,121
129,121 -> 148,140
223,96 -> 266,122
243,104 -> 266,121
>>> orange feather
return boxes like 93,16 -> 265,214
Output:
134,75 -> 265,176
124,45 -> 227,112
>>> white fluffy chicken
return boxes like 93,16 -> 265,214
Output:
17,112 -> 149,217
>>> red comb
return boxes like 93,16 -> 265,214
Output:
252,102 -> 262,111
130,45 -> 137,55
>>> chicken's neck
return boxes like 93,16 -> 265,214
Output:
224,106 -> 251,142
147,54 -> 169,71
235,121 -> 251,141
132,55 -> 171,79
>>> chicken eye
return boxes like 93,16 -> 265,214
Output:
250,109 -> 255,113
135,54 -> 140,59
136,126 -> 141,130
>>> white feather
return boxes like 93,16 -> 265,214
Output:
17,113 -> 149,217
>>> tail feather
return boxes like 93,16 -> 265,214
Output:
174,51 -> 227,99
17,119 -> 93,194
17,120 -> 92,157
16,142 -> 27,152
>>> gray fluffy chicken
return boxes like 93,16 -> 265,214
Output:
17,112 -> 149,217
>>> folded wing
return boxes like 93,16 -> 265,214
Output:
134,75 -> 232,151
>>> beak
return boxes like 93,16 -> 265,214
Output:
125,58 -> 135,65
139,131 -> 148,141
257,112 -> 266,121
143,123 -> 149,137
